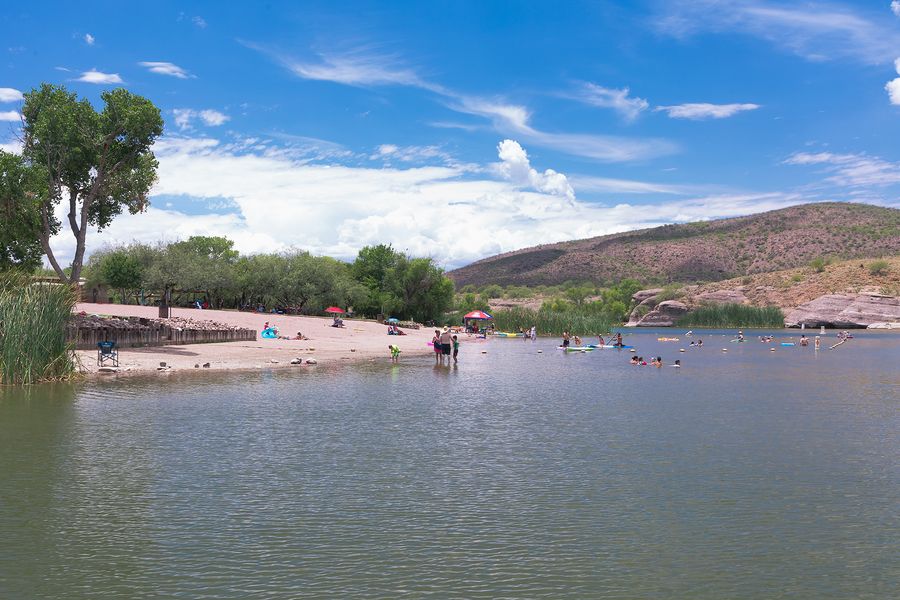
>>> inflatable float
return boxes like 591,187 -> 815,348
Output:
494,332 -> 525,337
261,327 -> 278,339
657,337 -> 680,342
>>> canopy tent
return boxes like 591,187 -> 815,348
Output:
324,307 -> 345,314
463,310 -> 493,320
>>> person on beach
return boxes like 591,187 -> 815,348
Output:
562,331 -> 570,348
432,330 -> 442,364
440,326 -> 453,365
452,335 -> 459,363
389,344 -> 401,362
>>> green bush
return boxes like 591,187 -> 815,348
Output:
868,260 -> 890,276
491,306 -> 615,336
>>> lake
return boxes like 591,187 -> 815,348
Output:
1,329 -> 898,599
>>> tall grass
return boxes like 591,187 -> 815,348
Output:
0,272 -> 77,385
677,303 -> 784,328
490,307 -> 615,336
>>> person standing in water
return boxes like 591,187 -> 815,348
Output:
452,335 -> 460,363
440,326 -> 453,365
530,325 -> 537,341
432,330 -> 442,364
562,331 -> 570,348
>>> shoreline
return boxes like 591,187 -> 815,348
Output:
73,303 -> 437,376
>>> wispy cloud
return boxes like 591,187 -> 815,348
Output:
75,69 -> 124,84
193,16 -> 207,28
139,61 -> 193,79
172,108 -> 230,129
568,175 -> 693,195
0,88 -> 23,102
248,44 -> 676,162
656,0 -> 900,65
785,151 -> 900,187
566,83 -> 649,121
84,33 -> 95,46
655,103 -> 760,120
371,144 -> 453,164
0,110 -> 21,122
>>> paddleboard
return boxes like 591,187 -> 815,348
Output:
558,346 -> 595,351
588,344 -> 634,349
780,342 -> 795,347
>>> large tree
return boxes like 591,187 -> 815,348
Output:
0,151 -> 45,270
21,84 -> 163,283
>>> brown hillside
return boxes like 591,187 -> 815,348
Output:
449,202 -> 900,287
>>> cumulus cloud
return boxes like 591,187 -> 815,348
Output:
84,33 -> 95,46
75,69 -> 124,84
655,103 -> 760,120
0,110 -> 20,121
495,140 -> 574,201
887,57 -> 900,105
172,108 -> 230,129
893,1 -> 900,18
139,61 -> 192,79
785,151 -> 900,187
570,83 -> 649,121
47,134 -> 818,269
0,88 -> 23,102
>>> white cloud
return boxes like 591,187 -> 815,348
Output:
75,69 -> 124,84
192,16 -> 207,28
0,110 -> 20,121
275,47 -> 428,88
495,139 -> 574,200
172,108 -> 230,129
0,139 -> 22,153
655,103 -> 760,120
84,33 -> 95,46
569,83 -> 649,121
0,88 -> 23,102
46,135 -> 814,269
372,144 -> 451,163
887,78 -> 900,105
657,0 -> 900,65
893,1 -> 900,18
785,151 -> 900,187
139,61 -> 192,79
568,175 -> 693,195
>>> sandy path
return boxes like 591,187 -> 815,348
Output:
74,303 -> 435,374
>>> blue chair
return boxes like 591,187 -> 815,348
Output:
97,341 -> 119,367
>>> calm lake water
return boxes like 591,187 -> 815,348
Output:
1,329 -> 898,599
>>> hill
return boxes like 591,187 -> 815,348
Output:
448,202 -> 900,287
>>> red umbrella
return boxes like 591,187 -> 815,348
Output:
463,310 -> 493,319
324,306 -> 345,314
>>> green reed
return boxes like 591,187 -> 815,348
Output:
0,272 -> 77,385
490,307 -> 616,337
677,303 -> 785,328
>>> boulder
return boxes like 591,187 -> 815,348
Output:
867,322 -> 900,329
633,300 -> 689,327
694,289 -> 748,305
784,293 -> 900,328
632,288 -> 663,303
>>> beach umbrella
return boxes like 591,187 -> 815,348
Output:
386,317 -> 400,324
463,310 -> 493,320
324,307 -> 345,314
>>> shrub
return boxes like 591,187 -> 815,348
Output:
677,303 -> 784,328
868,260 -> 890,276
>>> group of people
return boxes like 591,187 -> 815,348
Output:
560,331 -> 625,348
386,324 -> 406,335
630,355 -> 681,368
432,327 -> 460,364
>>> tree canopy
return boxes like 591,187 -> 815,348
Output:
20,83 -> 163,283
0,151 -> 45,270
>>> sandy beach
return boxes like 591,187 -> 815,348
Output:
74,303 -> 436,374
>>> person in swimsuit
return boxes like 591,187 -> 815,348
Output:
440,327 -> 453,364
389,344 -> 401,362
598,334 -> 605,346
432,330 -> 441,364
562,331 -> 570,348
452,335 -> 459,363
615,333 -> 623,347
573,334 -> 582,346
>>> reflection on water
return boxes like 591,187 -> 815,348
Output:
1,330 -> 898,599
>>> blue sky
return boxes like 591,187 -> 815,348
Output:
2,0 -> 900,268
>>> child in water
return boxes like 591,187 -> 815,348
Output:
672,360 -> 681,368
452,335 -> 459,363
388,344 -> 401,363
630,356 -> 639,365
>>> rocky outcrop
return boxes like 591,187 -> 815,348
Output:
632,288 -> 663,303
784,293 -> 900,328
632,300 -> 689,327
694,289 -> 749,305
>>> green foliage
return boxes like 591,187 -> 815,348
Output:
480,284 -> 503,299
490,306 -> 615,337
98,251 -> 143,304
677,303 -> 784,328
809,257 -> 829,273
0,271 -> 76,384
0,152 -> 46,271
20,83 -> 164,282
653,284 -> 684,303
868,260 -> 889,276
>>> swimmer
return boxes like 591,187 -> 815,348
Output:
573,334 -> 582,346
630,356 -> 639,365
697,339 -> 703,348
672,359 -> 681,368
